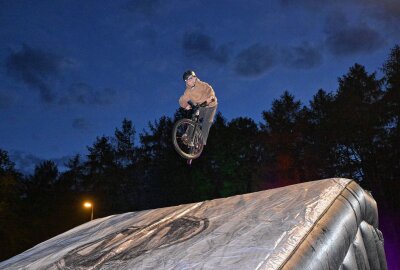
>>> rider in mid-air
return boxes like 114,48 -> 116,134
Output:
179,70 -> 218,146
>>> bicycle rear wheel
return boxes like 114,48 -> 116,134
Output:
172,119 -> 204,159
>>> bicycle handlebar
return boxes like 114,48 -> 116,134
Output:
187,98 -> 215,109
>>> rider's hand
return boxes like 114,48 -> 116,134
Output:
185,105 -> 191,110
206,96 -> 215,104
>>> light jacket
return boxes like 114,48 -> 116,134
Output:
179,79 -> 218,108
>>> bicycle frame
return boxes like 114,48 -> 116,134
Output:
172,100 -> 210,161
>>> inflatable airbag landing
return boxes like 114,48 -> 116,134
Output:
0,178 -> 387,270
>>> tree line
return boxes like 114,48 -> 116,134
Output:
1,45 -> 399,261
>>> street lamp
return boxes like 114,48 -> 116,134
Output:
83,201 -> 94,221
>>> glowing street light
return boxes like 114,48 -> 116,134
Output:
83,201 -> 94,221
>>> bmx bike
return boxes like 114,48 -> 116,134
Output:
172,100 -> 209,164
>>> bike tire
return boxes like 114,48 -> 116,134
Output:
172,119 -> 204,160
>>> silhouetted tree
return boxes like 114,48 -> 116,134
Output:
302,89 -> 337,179
138,115 -> 200,207
332,64 -> 384,187
22,161 -> 60,244
57,155 -> 88,226
379,45 -> 400,213
113,119 -> 140,211
205,116 -> 261,196
260,91 -> 305,187
114,118 -> 136,167
84,136 -> 119,215
0,149 -> 25,261
60,154 -> 85,192
381,45 -> 400,183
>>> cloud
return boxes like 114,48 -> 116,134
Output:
281,0 -> 397,43
59,82 -> 117,106
9,151 -> 43,175
5,44 -> 66,103
5,45 -> 116,107
9,150 -> 72,175
354,0 -> 400,25
282,42 -> 323,69
72,118 -> 90,131
324,21 -> 385,56
182,31 -> 230,64
233,44 -> 277,77
280,0 -> 400,26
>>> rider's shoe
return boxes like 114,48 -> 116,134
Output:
182,133 -> 195,147
181,134 -> 189,145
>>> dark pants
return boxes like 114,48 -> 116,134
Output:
199,105 -> 217,145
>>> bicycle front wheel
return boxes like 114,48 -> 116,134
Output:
172,119 -> 204,160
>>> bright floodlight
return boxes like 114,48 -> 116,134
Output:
83,202 -> 94,221
83,202 -> 92,208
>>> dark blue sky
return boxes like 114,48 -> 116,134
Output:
0,0 -> 399,172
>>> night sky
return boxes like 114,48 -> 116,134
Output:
0,0 -> 399,172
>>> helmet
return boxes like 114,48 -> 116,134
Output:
182,70 -> 196,81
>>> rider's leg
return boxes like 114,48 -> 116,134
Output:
185,124 -> 195,141
199,105 -> 217,145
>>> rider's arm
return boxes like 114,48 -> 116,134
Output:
179,89 -> 190,108
204,83 -> 217,105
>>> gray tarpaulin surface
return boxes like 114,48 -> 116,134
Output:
0,178 -> 387,270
